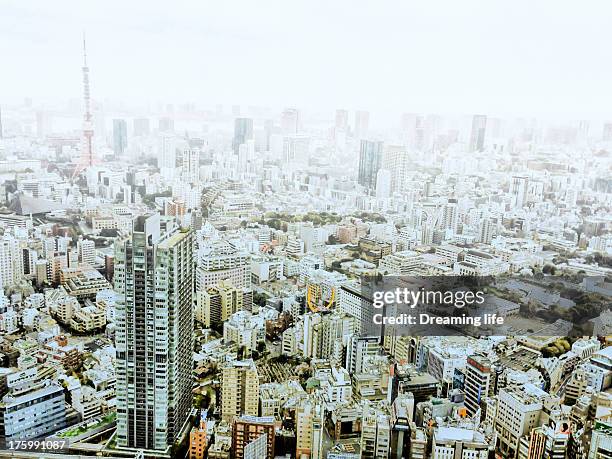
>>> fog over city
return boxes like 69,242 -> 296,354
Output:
0,2 -> 611,459
2,0 -> 612,119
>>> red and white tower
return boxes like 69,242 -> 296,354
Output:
72,34 -> 97,178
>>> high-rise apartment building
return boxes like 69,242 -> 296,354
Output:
77,237 -> 96,267
358,140 -> 383,193
221,359 -> 259,422
195,279 -> 252,327
115,214 -> 194,453
196,241 -> 250,291
0,236 -> 24,291
295,398 -> 324,459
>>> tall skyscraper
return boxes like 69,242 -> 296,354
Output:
159,117 -> 175,132
414,114 -> 427,151
115,214 -> 194,453
478,218 -> 495,244
282,134 -> 310,165
182,148 -> 200,184
511,176 -> 529,209
335,109 -> 349,130
383,145 -> 410,193
113,119 -> 128,155
233,118 -> 253,155
264,119 -> 274,151
281,108 -> 300,134
469,115 -> 487,152
354,110 -> 369,139
133,118 -> 150,137
358,140 -> 383,192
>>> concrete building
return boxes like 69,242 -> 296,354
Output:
232,415 -> 275,459
0,381 -> 66,447
221,359 -> 259,422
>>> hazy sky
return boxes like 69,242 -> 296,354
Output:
1,1 -> 611,119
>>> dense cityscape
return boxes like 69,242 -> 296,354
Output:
2,4 -> 612,458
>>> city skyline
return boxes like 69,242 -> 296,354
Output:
1,2 -> 611,459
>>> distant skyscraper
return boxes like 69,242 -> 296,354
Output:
414,115 -> 427,151
36,111 -> 48,138
478,218 -> 495,244
182,148 -> 200,183
233,118 -> 253,155
0,105 -> 3,138
440,200 -> 459,233
603,123 -> 612,142
115,214 -> 194,453
158,134 -> 178,171
375,169 -> 392,200
354,110 -> 369,139
264,119 -> 274,151
511,176 -> 529,209
577,120 -> 589,145
335,109 -> 349,130
358,140 -> 383,192
469,115 -> 487,152
133,118 -> 150,137
400,113 -> 418,146
112,119 -> 127,155
281,108 -> 300,134
159,117 -> 174,132
383,145 -> 410,193
283,134 -> 310,165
